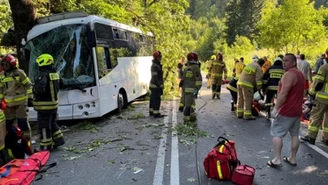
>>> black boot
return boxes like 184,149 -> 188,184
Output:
231,101 -> 235,111
53,137 -> 65,149
300,136 -> 315,145
212,94 -> 215,99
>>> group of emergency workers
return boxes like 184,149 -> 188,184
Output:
151,49 -> 328,146
0,53 -> 65,166
226,55 -> 285,120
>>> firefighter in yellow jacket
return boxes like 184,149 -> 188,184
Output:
0,54 -> 32,138
206,55 -> 216,88
182,52 -> 202,123
237,58 -> 265,120
301,64 -> 328,145
208,52 -> 227,99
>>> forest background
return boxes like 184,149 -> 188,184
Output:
1,0 -> 328,95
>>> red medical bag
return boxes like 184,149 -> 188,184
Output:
231,164 -> 255,185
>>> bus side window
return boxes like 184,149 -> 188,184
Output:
96,47 -> 107,78
104,48 -> 112,69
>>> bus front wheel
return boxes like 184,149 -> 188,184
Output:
117,93 -> 124,113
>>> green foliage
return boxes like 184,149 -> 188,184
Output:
258,0 -> 327,55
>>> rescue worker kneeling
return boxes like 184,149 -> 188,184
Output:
237,58 -> 265,120
182,52 -> 202,123
33,54 -> 65,151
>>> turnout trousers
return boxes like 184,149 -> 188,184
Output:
149,88 -> 162,116
37,111 -> 64,151
183,92 -> 196,123
264,90 -> 277,118
5,102 -> 31,138
306,101 -> 328,140
237,85 -> 253,119
211,77 -> 223,99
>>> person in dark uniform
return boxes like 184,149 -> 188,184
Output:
149,51 -> 165,118
263,57 -> 284,119
33,54 -> 65,151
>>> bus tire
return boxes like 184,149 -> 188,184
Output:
117,92 -> 124,113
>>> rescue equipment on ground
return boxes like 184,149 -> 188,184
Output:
203,136 -> 240,180
0,151 -> 55,185
231,164 -> 256,185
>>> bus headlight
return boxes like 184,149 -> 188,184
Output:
85,104 -> 90,108
78,105 -> 83,110
91,102 -> 96,107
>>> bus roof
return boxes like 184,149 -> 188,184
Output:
26,12 -> 152,41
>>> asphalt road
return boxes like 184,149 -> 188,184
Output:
31,80 -> 328,185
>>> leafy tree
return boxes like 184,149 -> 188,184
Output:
258,0 -> 327,54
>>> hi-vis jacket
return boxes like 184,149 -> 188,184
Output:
209,59 -> 227,80
0,69 -> 32,107
33,67 -> 60,112
149,60 -> 164,89
234,62 -> 246,79
309,64 -> 328,104
183,61 -> 202,93
237,62 -> 263,90
262,65 -> 284,91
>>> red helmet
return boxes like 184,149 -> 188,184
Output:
187,52 -> 198,61
153,51 -> 162,59
1,54 -> 17,67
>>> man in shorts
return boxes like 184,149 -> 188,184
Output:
267,53 -> 305,168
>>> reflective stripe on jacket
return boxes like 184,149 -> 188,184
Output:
0,68 -> 32,107
237,62 -> 263,89
263,65 -> 284,91
183,61 -> 202,93
33,67 -> 60,111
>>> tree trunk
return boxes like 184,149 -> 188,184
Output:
8,0 -> 36,73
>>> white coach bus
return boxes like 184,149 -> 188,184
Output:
23,12 -> 154,121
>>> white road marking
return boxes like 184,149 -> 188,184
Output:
170,100 -> 180,185
261,110 -> 328,159
153,115 -> 169,185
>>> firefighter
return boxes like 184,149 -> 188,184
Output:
206,55 -> 216,89
301,64 -> 328,146
237,58 -> 265,120
262,56 -> 272,73
262,57 -> 284,119
33,54 -> 65,151
0,54 -> 32,138
149,51 -> 165,118
208,52 -> 227,99
182,52 -> 202,123
233,57 -> 246,78
0,107 -> 10,166
226,77 -> 238,111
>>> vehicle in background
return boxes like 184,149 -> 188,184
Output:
23,12 -> 154,121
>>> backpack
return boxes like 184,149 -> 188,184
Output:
5,125 -> 32,159
203,136 -> 240,180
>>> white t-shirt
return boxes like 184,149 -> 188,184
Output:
297,59 -> 311,80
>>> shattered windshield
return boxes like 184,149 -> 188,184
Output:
26,24 -> 95,90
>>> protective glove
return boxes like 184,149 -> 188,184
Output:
271,107 -> 278,118
28,98 -> 33,107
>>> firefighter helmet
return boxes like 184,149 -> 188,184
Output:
36,54 -> 54,67
210,55 -> 216,60
187,52 -> 198,61
153,51 -> 162,59
1,54 -> 17,67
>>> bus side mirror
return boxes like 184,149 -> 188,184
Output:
87,30 -> 96,48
